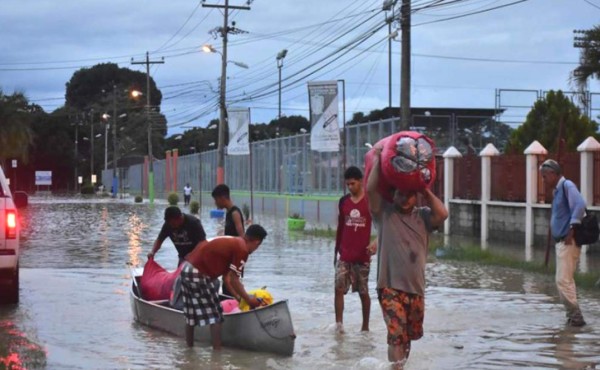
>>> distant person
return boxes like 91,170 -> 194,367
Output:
183,183 -> 193,206
181,225 -> 268,349
367,146 -> 448,369
147,206 -> 207,265
334,166 -> 375,333
212,184 -> 245,297
539,159 -> 587,327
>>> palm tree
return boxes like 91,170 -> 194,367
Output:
572,26 -> 600,95
0,91 -> 34,166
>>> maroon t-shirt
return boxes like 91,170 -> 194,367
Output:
335,194 -> 372,264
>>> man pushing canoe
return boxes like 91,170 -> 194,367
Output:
181,224 -> 268,349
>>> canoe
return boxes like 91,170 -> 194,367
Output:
129,274 -> 296,356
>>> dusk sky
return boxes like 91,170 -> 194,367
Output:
1,0 -> 599,135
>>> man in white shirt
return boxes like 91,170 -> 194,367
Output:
183,183 -> 193,206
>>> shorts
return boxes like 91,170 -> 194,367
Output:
335,260 -> 370,295
180,262 -> 223,326
377,287 -> 425,345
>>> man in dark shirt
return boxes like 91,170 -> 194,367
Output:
212,184 -> 245,297
212,184 -> 245,237
147,206 -> 207,265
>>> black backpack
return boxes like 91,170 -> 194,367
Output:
562,181 -> 600,246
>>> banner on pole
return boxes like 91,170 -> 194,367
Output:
227,107 -> 250,156
308,81 -> 340,152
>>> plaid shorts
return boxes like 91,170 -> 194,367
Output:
335,260 -> 370,295
377,287 -> 425,345
180,262 -> 223,327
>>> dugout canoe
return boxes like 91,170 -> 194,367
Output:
129,274 -> 296,356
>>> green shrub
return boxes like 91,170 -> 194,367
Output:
167,192 -> 179,205
134,195 -> 143,203
289,213 -> 303,219
242,203 -> 250,220
80,183 -> 95,195
190,200 -> 200,214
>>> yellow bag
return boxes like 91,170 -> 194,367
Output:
239,288 -> 273,311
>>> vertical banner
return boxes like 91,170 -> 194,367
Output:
227,107 -> 250,156
308,81 -> 340,152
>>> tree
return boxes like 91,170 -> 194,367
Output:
0,91 -> 34,164
505,90 -> 599,154
572,26 -> 600,94
65,63 -> 167,167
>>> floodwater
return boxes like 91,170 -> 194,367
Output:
1,196 -> 599,370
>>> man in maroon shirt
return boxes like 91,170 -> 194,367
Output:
181,224 -> 267,349
334,166 -> 376,333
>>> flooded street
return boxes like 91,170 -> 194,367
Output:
1,197 -> 600,369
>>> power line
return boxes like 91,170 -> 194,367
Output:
413,0 -> 530,27
583,0 -> 600,10
154,1 -> 203,52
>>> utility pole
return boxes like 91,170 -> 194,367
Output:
112,84 -> 118,198
132,51 -> 164,204
202,0 -> 251,185
400,0 -> 411,130
277,49 -> 288,119
89,109 -> 94,182
383,0 -> 397,114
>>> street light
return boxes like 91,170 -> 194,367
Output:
202,43 -> 249,185
276,49 -> 288,119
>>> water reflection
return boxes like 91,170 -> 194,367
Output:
0,311 -> 46,369
2,197 -> 599,369
127,212 -> 145,267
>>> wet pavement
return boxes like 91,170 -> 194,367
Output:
1,196 -> 599,369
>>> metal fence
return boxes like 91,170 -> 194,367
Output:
103,115 -> 499,197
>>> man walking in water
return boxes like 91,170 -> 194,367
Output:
539,159 -> 587,327
183,183 -> 193,206
334,166 -> 375,333
367,146 -> 448,369
212,184 -> 246,297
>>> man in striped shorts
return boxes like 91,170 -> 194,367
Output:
181,225 -> 267,349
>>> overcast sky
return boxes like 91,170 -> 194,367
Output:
1,0 -> 599,135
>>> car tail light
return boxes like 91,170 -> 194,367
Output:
6,210 -> 17,239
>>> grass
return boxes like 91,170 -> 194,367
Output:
303,226 -> 336,238
431,243 -> 600,290
303,227 -> 600,290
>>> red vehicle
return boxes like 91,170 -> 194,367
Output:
0,165 -> 20,304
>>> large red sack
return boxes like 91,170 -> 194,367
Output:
364,131 -> 436,202
140,258 -> 184,301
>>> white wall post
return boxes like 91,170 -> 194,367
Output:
480,144 -> 500,246
443,146 -> 462,235
524,141 -> 547,261
577,137 -> 600,205
577,136 -> 600,266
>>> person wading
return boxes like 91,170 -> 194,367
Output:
539,159 -> 587,327
334,166 -> 376,333
212,184 -> 245,297
367,146 -> 448,369
181,225 -> 268,349
148,206 -> 207,265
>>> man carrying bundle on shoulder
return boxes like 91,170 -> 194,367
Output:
367,145 -> 448,369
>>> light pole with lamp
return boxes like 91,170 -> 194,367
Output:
276,49 -> 288,119
202,44 -> 248,186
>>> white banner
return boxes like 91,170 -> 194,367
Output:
35,171 -> 52,186
227,107 -> 250,156
308,81 -> 340,152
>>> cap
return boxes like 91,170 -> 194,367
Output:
164,206 -> 182,221
539,159 -> 561,174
